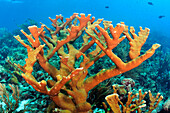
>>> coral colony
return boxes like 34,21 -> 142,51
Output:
1,13 -> 164,112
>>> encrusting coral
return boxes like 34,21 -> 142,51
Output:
12,13 -> 161,112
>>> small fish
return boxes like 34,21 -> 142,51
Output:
148,2 -> 153,5
158,16 -> 165,19
105,6 -> 109,8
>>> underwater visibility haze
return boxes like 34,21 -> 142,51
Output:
0,0 -> 169,112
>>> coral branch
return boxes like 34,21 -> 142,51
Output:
0,83 -> 20,112
13,13 -> 161,112
123,26 -> 150,59
105,87 -> 163,113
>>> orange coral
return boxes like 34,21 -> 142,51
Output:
13,13 -> 160,112
105,86 -> 163,113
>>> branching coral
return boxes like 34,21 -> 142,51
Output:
12,13 -> 160,112
105,85 -> 163,113
0,83 -> 19,112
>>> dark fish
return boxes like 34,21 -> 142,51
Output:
158,16 -> 165,19
105,6 -> 109,8
148,2 -> 153,5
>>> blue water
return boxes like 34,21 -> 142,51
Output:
0,0 -> 169,37
0,0 -> 169,112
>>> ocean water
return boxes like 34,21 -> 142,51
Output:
0,0 -> 169,34
0,0 -> 170,46
0,0 -> 169,112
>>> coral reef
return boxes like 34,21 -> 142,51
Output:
105,85 -> 163,113
0,83 -> 20,112
10,13 -> 161,112
163,98 -> 170,111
